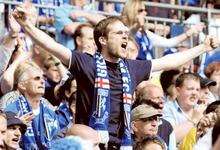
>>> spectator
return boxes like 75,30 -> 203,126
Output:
4,111 -> 27,150
13,6 -> 219,148
131,104 -> 162,140
199,77 -> 217,105
134,82 -> 176,150
126,36 -> 139,60
193,101 -> 220,150
73,23 -> 96,55
55,76 -> 77,119
163,73 -> 205,143
4,61 -> 71,149
43,56 -> 62,106
160,69 -> 180,101
66,124 -> 100,150
0,35 -> 32,94
134,135 -> 166,150
54,0 -> 104,50
179,101 -> 220,150
121,0 -> 204,60
0,111 -> 7,149
205,61 -> 220,100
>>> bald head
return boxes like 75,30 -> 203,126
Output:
136,83 -> 164,110
66,124 -> 100,144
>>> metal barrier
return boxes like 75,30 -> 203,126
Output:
1,0 -> 220,56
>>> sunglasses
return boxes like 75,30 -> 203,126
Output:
140,115 -> 160,122
138,8 -> 147,13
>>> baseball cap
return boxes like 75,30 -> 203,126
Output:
131,104 -> 162,121
200,77 -> 216,88
5,111 -> 27,134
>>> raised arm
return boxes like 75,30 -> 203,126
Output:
69,10 -> 105,25
0,15 -> 20,76
146,23 -> 204,48
151,36 -> 219,72
1,39 -> 32,94
13,6 -> 71,66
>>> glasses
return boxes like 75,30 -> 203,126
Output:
140,115 -> 160,122
138,8 -> 147,13
110,30 -> 130,36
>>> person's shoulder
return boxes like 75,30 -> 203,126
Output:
0,91 -> 20,110
72,51 -> 94,60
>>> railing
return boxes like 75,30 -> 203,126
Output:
1,0 -> 220,56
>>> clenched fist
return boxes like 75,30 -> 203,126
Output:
203,36 -> 219,51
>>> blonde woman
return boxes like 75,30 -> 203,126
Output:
121,0 -> 204,60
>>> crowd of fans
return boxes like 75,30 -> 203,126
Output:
0,0 -> 220,150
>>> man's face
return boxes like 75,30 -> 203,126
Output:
0,116 -> 6,149
78,26 -> 96,55
4,125 -> 21,149
104,21 -> 129,59
177,79 -> 200,108
46,66 -> 61,83
199,87 -> 210,104
132,115 -> 160,138
146,87 -> 164,111
22,69 -> 45,96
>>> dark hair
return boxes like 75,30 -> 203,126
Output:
212,119 -> 220,146
94,16 -> 122,52
175,73 -> 200,87
134,135 -> 166,150
73,23 -> 93,50
205,100 -> 220,114
160,69 -> 180,96
56,75 -> 76,106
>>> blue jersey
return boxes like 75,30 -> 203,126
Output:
4,95 -> 71,150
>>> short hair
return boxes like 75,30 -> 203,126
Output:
14,61 -> 42,85
133,84 -> 162,109
133,135 -> 166,150
205,62 -> 220,78
73,23 -> 93,50
160,69 -> 180,96
175,73 -> 200,87
94,16 -> 122,52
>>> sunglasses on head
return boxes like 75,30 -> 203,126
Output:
138,8 -> 147,13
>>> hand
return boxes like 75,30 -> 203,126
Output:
196,112 -> 217,138
136,14 -> 145,28
203,36 -> 219,51
8,14 -> 21,36
191,104 -> 206,124
13,37 -> 33,62
12,5 -> 29,25
186,23 -> 205,36
70,10 -> 87,20
19,112 -> 35,125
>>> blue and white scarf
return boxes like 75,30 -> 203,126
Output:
17,96 -> 57,149
89,53 -> 132,149
135,31 -> 154,60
